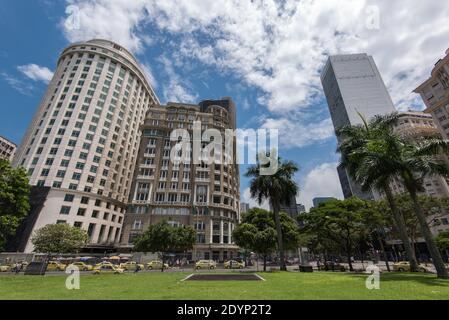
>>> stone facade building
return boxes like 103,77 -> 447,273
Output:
120,99 -> 241,261
0,135 -> 16,161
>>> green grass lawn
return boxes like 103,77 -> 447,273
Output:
1,272 -> 448,300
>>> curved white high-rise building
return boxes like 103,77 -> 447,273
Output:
13,39 -> 159,252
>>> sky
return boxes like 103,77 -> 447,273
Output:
0,0 -> 448,210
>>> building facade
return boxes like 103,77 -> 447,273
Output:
414,49 -> 449,139
372,111 -> 449,235
321,53 -> 397,200
240,202 -> 250,214
312,197 -> 337,208
120,98 -> 241,261
0,135 -> 17,161
12,39 -> 159,252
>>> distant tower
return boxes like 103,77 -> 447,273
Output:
321,53 -> 396,199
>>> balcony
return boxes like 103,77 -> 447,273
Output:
136,175 -> 155,180
139,164 -> 156,169
143,153 -> 155,158
132,199 -> 150,205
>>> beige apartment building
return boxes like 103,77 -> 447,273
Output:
120,98 -> 241,261
414,49 -> 449,138
12,39 -> 159,252
413,49 -> 449,235
0,135 -> 17,161
372,111 -> 449,234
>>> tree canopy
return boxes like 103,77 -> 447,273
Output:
31,223 -> 88,254
133,220 -> 196,271
300,197 -> 374,271
233,208 -> 301,271
0,159 -> 30,251
435,230 -> 449,251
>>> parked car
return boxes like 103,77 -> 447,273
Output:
68,262 -> 93,271
120,261 -> 144,271
319,261 -> 346,272
147,260 -> 169,270
195,260 -> 216,270
224,260 -> 245,269
46,261 -> 67,271
0,265 -> 11,272
95,261 -> 117,268
393,261 -> 427,272
92,264 -> 124,274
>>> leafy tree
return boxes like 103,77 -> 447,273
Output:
377,194 -> 449,260
0,159 -> 30,251
31,223 -> 88,254
233,208 -> 301,271
362,200 -> 392,271
245,155 -> 299,271
435,230 -> 449,253
134,220 -> 196,272
338,112 -> 449,278
233,222 -> 276,271
302,197 -> 371,271
337,113 -> 419,273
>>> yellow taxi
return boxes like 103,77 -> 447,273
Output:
95,261 -> 117,268
68,262 -> 93,271
0,265 -> 11,272
195,260 -> 216,270
46,261 -> 67,271
392,261 -> 427,272
224,260 -> 245,269
147,260 -> 169,270
92,264 -> 124,274
120,261 -> 144,271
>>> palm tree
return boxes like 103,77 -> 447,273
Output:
336,113 -> 419,272
338,112 -> 449,279
245,156 -> 299,271
396,138 -> 449,278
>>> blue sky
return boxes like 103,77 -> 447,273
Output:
1,1 -> 447,209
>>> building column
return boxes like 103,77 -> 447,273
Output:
228,222 -> 232,244
209,219 -> 213,243
220,220 -> 224,244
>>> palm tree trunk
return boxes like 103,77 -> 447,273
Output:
272,202 -> 286,271
408,191 -> 449,279
377,232 -> 391,272
263,254 -> 267,272
383,185 -> 419,272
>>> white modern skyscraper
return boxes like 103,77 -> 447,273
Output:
12,39 -> 159,252
321,53 -> 397,200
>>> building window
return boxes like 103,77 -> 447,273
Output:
64,194 -> 75,202
60,206 -> 71,215
132,220 -> 143,230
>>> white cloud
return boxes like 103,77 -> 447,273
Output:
298,162 -> 344,211
17,64 -> 53,83
159,56 -> 198,103
61,0 -> 449,136
62,0 -> 150,53
241,187 -> 270,211
261,117 -> 334,149
1,72 -> 34,96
